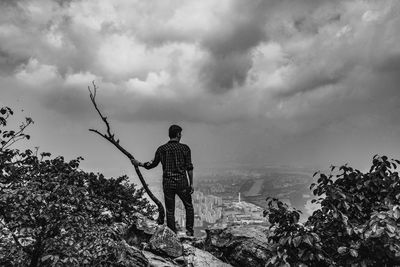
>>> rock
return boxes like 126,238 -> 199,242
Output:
191,236 -> 206,249
124,214 -> 269,266
134,212 -> 159,235
205,225 -> 271,267
117,240 -> 149,267
177,231 -> 197,242
176,243 -> 233,267
142,250 -> 180,267
125,213 -> 159,247
149,225 -> 183,258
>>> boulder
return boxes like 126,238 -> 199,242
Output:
142,250 -> 179,267
149,225 -> 183,258
117,240 -> 149,267
125,213 -> 159,247
175,243 -> 233,267
205,225 -> 271,267
133,213 -> 159,235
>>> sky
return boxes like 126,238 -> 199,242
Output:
1,0 -> 400,184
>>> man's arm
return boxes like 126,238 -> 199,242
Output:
131,149 -> 160,169
187,169 -> 194,194
185,146 -> 194,194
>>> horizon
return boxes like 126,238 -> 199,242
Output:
1,0 -> 400,186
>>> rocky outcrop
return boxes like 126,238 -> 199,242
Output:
124,213 -> 270,267
149,225 -> 183,258
205,225 -> 271,267
125,213 -> 159,247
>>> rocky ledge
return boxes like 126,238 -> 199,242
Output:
121,213 -> 271,267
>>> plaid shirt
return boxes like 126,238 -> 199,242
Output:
144,140 -> 193,186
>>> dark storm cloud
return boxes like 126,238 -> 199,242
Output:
0,0 -> 21,7
43,87 -> 93,118
0,49 -> 29,75
375,53 -> 400,74
200,53 -> 253,93
277,68 -> 346,98
115,97 -> 249,125
2,0 -> 400,174
199,0 -> 270,93
293,12 -> 341,35
2,0 -> 400,130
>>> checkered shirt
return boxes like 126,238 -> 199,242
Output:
144,140 -> 193,187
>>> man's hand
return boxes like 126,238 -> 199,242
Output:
143,161 -> 152,168
189,185 -> 194,194
130,158 -> 141,167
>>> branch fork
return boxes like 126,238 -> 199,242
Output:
88,81 -> 165,225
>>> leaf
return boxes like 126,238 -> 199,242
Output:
298,249 -> 306,258
41,255 -> 52,262
372,223 -> 378,233
375,227 -> 384,237
338,247 -> 348,254
364,230 -> 372,239
350,249 -> 358,258
270,255 -> 277,265
386,224 -> 396,233
394,207 -> 400,219
311,233 -> 321,242
303,235 -> 313,246
346,226 -> 353,236
377,213 -> 386,219
293,236 -> 302,247
279,236 -> 289,246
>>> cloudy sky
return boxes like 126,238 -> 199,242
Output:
1,0 -> 400,183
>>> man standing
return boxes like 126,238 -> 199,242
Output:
131,125 -> 194,236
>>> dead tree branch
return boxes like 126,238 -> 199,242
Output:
87,81 -> 165,225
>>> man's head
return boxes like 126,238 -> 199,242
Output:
169,124 -> 182,140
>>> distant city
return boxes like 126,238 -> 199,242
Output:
148,165 -> 320,236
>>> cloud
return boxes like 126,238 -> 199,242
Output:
15,58 -> 61,86
2,0 -> 400,174
1,0 -> 400,132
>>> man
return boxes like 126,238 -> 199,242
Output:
131,125 -> 195,236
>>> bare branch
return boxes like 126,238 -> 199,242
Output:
87,82 -> 165,224
88,82 -> 112,138
3,136 -> 27,150
1,119 -> 33,150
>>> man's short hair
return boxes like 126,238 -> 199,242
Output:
169,125 -> 182,138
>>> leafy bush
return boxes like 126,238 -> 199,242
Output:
0,107 -> 155,266
264,156 -> 400,266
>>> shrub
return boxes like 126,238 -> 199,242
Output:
0,107 -> 155,266
265,156 -> 400,266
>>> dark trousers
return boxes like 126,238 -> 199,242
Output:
163,181 -> 194,234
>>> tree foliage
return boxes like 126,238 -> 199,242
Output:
264,156 -> 400,266
0,106 -> 155,266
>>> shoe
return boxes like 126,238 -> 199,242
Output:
186,230 -> 194,237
